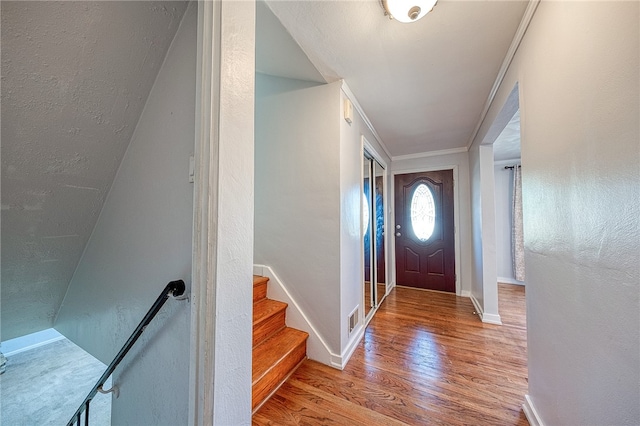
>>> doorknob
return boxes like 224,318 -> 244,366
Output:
396,232 -> 401,237
396,224 -> 401,229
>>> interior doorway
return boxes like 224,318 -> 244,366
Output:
394,170 -> 456,292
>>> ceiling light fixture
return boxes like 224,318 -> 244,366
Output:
382,0 -> 437,23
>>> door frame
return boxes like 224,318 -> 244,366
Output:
391,165 -> 462,296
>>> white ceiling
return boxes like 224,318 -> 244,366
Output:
1,1 -> 188,340
263,0 -> 529,157
493,109 -> 521,161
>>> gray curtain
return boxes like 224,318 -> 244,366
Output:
512,165 -> 525,281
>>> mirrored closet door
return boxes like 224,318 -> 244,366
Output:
363,151 -> 387,323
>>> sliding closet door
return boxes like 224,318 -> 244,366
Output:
363,151 -> 387,322
373,159 -> 386,306
363,154 -> 374,319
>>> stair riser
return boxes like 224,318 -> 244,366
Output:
253,310 -> 286,348
253,282 -> 267,303
252,340 -> 307,410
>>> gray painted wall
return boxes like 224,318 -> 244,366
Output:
474,1 -> 639,423
55,3 -> 196,424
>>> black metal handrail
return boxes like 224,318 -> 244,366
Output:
66,280 -> 186,426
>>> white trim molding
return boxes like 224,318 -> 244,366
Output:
0,328 -> 65,357
523,394 -> 545,426
470,294 -> 483,321
341,81 -> 393,161
392,147 -> 468,162
470,294 -> 503,325
497,276 -> 525,286
363,136 -> 388,169
337,324 -> 364,369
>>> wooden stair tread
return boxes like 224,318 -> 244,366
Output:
253,276 -> 269,303
253,275 -> 269,286
251,274 -> 308,411
253,299 -> 287,324
252,327 -> 309,384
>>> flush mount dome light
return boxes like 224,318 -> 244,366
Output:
382,0 -> 437,23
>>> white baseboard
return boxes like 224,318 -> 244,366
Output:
254,265 -> 340,368
482,312 -> 502,325
1,328 -> 65,356
460,289 -> 471,298
469,294 -> 502,325
470,294 -> 484,321
335,324 -> 364,369
497,276 -> 526,285
523,394 -> 544,426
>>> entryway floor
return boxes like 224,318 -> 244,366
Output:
0,338 -> 111,426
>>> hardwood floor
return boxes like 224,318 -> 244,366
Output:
253,284 -> 528,425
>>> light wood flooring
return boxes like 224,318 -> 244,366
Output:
253,283 -> 528,425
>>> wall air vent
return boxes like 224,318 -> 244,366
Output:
348,307 -> 359,335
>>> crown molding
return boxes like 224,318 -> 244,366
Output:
392,146 -> 468,162
466,0 -> 541,150
340,81 -> 393,161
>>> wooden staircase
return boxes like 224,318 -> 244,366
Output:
252,275 -> 308,412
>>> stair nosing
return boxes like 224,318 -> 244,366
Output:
253,299 -> 287,325
252,327 -> 309,384
253,275 -> 269,286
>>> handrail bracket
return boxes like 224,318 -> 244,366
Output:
97,384 -> 120,399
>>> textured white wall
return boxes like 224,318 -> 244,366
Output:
254,75 -> 342,353
55,4 -> 196,424
468,144 -> 484,309
206,1 -> 256,422
391,151 -> 472,296
475,2 -> 639,423
479,145 -> 499,321
0,0 -> 187,342
469,140 -> 500,322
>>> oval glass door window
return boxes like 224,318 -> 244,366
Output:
410,183 -> 435,241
